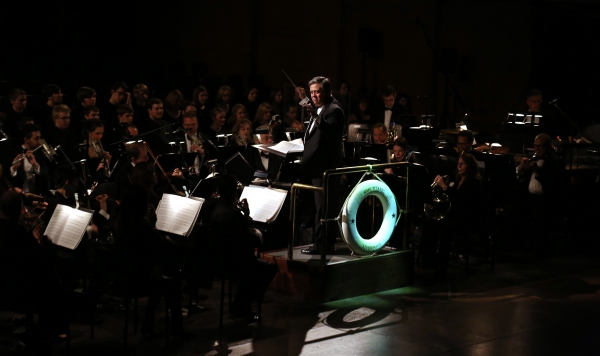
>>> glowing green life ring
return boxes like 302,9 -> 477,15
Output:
341,179 -> 399,256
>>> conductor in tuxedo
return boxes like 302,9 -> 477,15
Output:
296,76 -> 345,254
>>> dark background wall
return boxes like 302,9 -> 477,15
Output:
1,0 -> 599,136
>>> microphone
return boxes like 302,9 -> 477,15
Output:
549,99 -> 558,105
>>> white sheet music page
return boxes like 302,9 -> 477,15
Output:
44,204 -> 71,244
239,185 -> 288,223
57,209 -> 93,250
269,139 -> 304,155
155,194 -> 204,236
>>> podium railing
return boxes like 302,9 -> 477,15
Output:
289,162 -> 412,264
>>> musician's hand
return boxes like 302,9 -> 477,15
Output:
96,161 -> 105,172
191,144 -> 204,154
91,223 -> 99,236
25,150 -> 38,167
238,198 -> 250,217
125,92 -> 131,106
295,87 -> 306,100
434,175 -> 448,190
384,168 -> 393,175
95,194 -> 109,212
172,168 -> 184,179
12,154 -> 24,170
104,151 -> 112,163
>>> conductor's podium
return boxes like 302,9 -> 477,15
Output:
261,243 -> 414,302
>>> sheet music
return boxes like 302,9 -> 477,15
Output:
58,210 -> 92,250
253,139 -> 303,157
44,204 -> 71,244
239,185 -> 288,223
44,204 -> 92,249
155,194 -> 204,236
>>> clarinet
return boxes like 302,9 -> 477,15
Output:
92,140 -> 111,178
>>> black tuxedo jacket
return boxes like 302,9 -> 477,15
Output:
373,103 -> 401,125
301,101 -> 345,179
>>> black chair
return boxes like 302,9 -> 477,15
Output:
412,152 -> 438,180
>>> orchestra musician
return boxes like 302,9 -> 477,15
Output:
372,123 -> 388,144
44,104 -> 80,164
456,130 -> 486,161
432,153 -> 483,276
4,124 -> 49,196
115,161 -> 184,337
384,137 -> 411,175
229,119 -> 254,147
296,76 -> 345,255
513,133 -> 567,251
0,190 -> 76,349
208,174 -> 277,320
84,120 -> 112,188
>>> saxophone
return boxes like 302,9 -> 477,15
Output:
387,122 -> 398,144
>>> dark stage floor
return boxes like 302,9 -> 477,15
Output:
2,241 -> 600,356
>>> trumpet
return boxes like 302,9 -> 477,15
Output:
91,140 -> 111,177
516,153 -> 539,177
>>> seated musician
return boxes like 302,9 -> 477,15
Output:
4,124 -> 50,196
208,174 -> 277,320
201,107 -> 227,144
272,104 -> 301,142
44,104 -> 80,164
513,133 -> 566,250
115,162 -> 184,337
456,130 -> 485,160
229,119 -> 254,147
116,142 -> 148,199
137,98 -> 172,154
83,120 -> 112,187
372,123 -> 388,144
384,137 -> 411,174
116,104 -> 134,134
227,103 -> 249,129
0,191 -> 77,347
178,111 -> 222,179
252,125 -> 283,180
432,153 -> 483,276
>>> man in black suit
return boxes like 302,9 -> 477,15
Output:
373,85 -> 415,129
456,130 -> 486,161
4,124 -> 49,195
513,133 -> 567,251
296,76 -> 345,254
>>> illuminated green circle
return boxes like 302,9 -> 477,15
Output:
341,179 -> 399,255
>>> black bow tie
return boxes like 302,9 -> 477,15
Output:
261,152 -> 269,158
385,107 -> 393,111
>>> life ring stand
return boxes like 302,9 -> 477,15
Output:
338,171 -> 400,256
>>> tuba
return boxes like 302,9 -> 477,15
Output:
424,174 -> 451,220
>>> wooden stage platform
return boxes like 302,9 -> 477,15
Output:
261,243 -> 415,302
